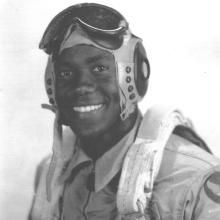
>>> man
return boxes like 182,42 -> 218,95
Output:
29,3 -> 220,220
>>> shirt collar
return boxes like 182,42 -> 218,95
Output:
59,111 -> 142,192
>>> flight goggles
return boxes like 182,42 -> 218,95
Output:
39,3 -> 129,54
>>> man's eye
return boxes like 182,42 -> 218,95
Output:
59,71 -> 73,79
93,65 -> 109,73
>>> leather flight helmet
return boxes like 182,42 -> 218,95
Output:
40,3 -> 150,121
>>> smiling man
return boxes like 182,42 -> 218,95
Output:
28,3 -> 220,220
55,44 -> 137,159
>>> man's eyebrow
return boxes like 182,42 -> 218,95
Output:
85,55 -> 108,64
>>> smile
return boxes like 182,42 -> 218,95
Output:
73,104 -> 104,112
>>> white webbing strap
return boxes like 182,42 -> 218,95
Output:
117,105 -> 192,219
31,115 -> 76,220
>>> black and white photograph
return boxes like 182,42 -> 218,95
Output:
1,0 -> 220,219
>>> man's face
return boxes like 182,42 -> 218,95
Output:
54,45 -> 121,138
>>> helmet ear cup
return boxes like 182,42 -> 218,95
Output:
134,42 -> 150,97
44,57 -> 70,126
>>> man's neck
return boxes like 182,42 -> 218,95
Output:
79,109 -> 138,161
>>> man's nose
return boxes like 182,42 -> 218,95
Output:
74,70 -> 96,95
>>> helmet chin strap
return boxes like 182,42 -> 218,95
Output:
45,110 -> 76,202
45,111 -> 62,201
41,103 -> 57,113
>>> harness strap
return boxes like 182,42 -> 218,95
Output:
117,105 -> 192,219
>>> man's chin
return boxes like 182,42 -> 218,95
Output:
69,124 -> 103,140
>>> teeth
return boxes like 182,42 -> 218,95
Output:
73,104 -> 103,112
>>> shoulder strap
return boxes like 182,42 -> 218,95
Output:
117,105 -> 192,219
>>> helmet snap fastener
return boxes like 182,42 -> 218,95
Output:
129,93 -> 135,100
49,98 -> 55,104
126,66 -> 131,73
126,76 -> 131,83
47,78 -> 52,85
47,88 -> 53,95
128,85 -> 133,92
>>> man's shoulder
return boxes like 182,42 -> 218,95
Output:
36,155 -> 52,172
163,134 -> 220,171
156,134 -> 220,185
151,134 -> 220,219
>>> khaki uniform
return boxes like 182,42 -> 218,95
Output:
29,115 -> 220,220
